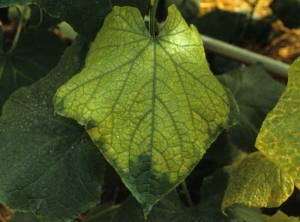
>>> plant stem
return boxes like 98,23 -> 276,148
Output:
150,0 -> 159,37
201,34 -> 289,78
181,180 -> 194,208
8,6 -> 28,54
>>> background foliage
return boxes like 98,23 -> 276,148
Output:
0,0 -> 300,221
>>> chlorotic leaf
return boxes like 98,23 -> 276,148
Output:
0,37 -> 105,222
256,56 -> 300,189
0,0 -> 149,41
222,152 -> 294,211
262,210 -> 300,222
111,169 -> 262,222
0,27 -> 66,115
54,5 -> 238,216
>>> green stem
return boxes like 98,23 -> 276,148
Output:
150,0 -> 159,37
181,180 -> 194,208
201,34 -> 289,78
8,6 -> 28,54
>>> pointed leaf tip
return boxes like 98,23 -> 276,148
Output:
54,5 -> 238,215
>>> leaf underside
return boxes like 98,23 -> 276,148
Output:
54,5 -> 238,215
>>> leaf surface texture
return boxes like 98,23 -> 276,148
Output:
222,152 -> 294,210
54,5 -> 238,215
0,37 -> 105,222
256,56 -> 300,189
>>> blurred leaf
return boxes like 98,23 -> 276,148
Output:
204,131 -> 247,166
0,27 -> 66,114
29,5 -> 61,30
262,210 -> 300,222
57,22 -> 77,40
0,203 -> 12,222
222,152 -> 294,211
111,168 -> 263,222
0,0 -> 149,41
54,5 -> 238,216
8,5 -> 31,21
83,205 -> 119,222
166,0 -> 199,22
271,0 -> 300,28
194,9 -> 247,43
0,37 -> 105,222
217,65 -> 285,153
256,56 -> 300,189
9,212 -> 40,222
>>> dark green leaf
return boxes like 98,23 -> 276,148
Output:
9,212 -> 40,222
0,0 -> 149,41
194,9 -> 247,43
111,168 -> 263,222
217,65 -> 285,153
0,27 -> 66,115
165,0 -> 199,22
29,5 -> 61,30
0,36 -> 105,222
83,204 -> 119,222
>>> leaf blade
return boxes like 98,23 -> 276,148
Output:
255,56 -> 300,189
0,37 -> 105,222
54,5 -> 238,215
0,28 -> 66,115
222,152 -> 294,211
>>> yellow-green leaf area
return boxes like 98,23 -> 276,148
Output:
262,211 -> 300,222
256,56 -> 300,189
222,152 -> 294,211
54,5 -> 236,215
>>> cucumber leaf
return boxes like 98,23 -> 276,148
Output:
256,56 -> 300,189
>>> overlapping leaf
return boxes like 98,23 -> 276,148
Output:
262,210 -> 300,222
9,212 -> 40,222
256,56 -> 300,189
222,152 -> 294,210
54,5 -> 238,216
83,205 -> 119,222
0,0 -> 149,41
111,169 -> 262,222
217,65 -> 285,153
0,28 -> 65,115
0,37 -> 105,222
